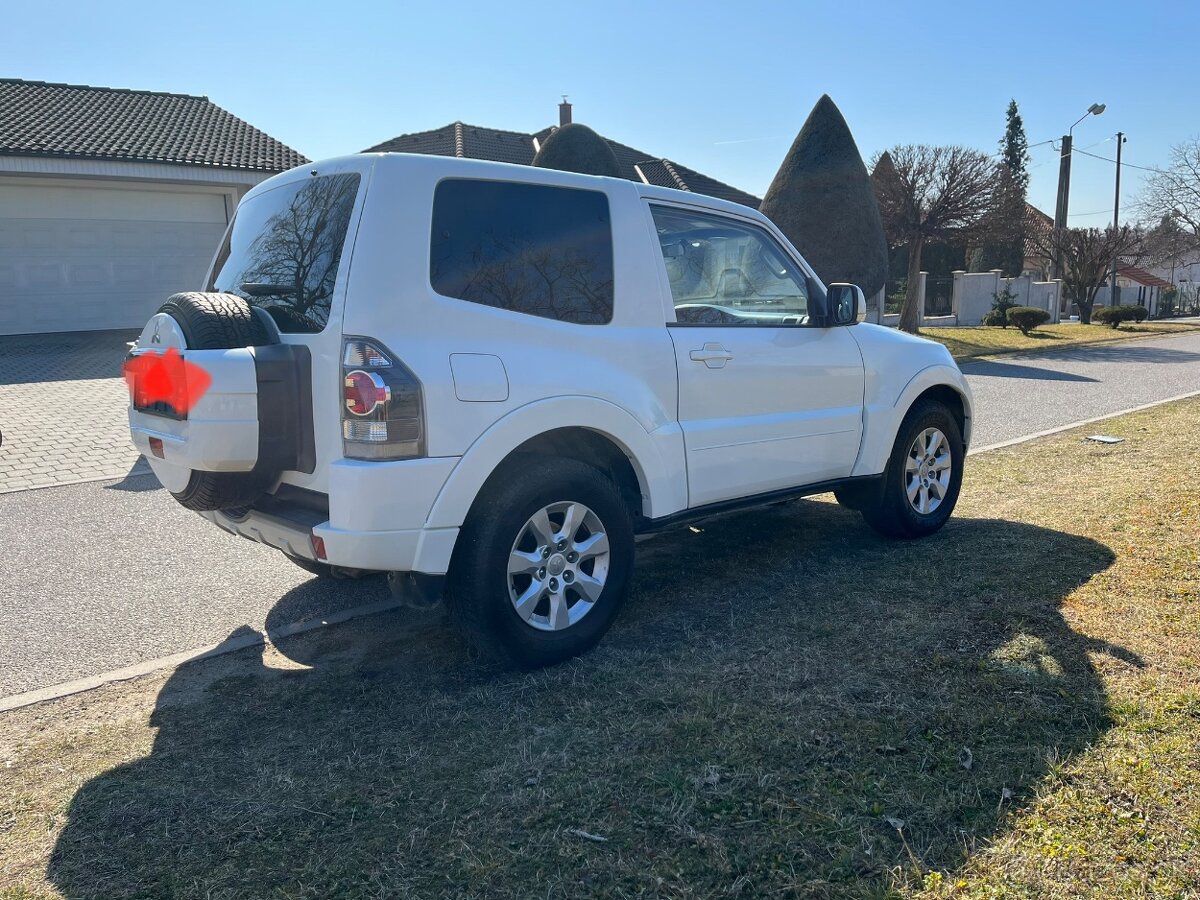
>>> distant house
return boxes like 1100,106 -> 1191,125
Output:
1113,265 -> 1172,315
0,79 -> 306,335
1021,203 -> 1055,279
365,100 -> 762,209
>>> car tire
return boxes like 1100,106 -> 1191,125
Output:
153,292 -> 276,512
158,291 -> 273,350
447,455 -> 635,669
859,399 -> 964,539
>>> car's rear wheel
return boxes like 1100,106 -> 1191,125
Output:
447,456 -> 634,668
858,399 -> 964,539
152,292 -> 276,512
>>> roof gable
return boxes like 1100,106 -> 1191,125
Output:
0,78 -> 308,172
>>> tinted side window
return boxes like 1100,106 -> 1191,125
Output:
211,173 -> 360,333
650,205 -> 812,326
430,179 -> 614,324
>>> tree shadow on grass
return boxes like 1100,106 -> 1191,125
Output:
47,501 -> 1131,898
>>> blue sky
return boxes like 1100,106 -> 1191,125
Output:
8,0 -> 1198,225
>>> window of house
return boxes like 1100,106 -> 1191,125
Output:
650,205 -> 813,326
430,179 -> 614,325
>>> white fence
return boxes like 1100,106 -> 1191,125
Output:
954,270 -> 1061,326
863,271 -> 1062,327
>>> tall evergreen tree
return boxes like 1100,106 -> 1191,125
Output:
972,100 -> 1030,276
1000,99 -> 1030,194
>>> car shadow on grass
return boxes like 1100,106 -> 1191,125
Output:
47,500 -> 1132,898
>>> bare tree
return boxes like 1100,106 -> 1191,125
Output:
872,145 -> 998,332
1032,226 -> 1143,324
1141,213 -> 1195,271
1140,139 -> 1200,253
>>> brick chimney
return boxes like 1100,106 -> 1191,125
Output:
559,96 -> 572,126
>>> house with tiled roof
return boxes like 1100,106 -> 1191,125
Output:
365,100 -> 762,210
0,78 -> 306,334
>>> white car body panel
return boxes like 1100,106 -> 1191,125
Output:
130,153 -> 973,576
846,323 -> 974,477
668,325 -> 865,506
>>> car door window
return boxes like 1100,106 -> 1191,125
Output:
650,206 -> 812,326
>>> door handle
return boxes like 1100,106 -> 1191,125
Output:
689,343 -> 734,368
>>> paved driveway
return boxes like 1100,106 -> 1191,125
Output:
0,331 -> 145,493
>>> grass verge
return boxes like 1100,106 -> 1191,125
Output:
921,321 -> 1200,361
2,400 -> 1199,898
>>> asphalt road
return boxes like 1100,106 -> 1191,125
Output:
2,330 -> 1199,699
962,331 -> 1200,448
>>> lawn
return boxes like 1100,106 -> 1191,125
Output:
2,400 -> 1199,898
922,320 -> 1200,361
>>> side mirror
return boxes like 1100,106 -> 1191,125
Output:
827,283 -> 866,326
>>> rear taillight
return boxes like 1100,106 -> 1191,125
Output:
341,338 -> 424,460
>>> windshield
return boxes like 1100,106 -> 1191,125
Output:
209,173 -> 360,333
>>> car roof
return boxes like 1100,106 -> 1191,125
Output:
249,152 -> 766,220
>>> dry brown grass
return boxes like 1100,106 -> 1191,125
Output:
922,321 -> 1200,361
2,400 -> 1198,898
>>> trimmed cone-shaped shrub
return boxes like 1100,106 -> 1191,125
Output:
531,124 -> 622,178
1005,306 -> 1050,335
761,95 -> 889,298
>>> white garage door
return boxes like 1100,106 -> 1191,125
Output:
0,180 -> 230,335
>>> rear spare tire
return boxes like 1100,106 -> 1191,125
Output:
153,292 -> 276,512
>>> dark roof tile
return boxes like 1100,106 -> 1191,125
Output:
370,122 -> 759,209
0,78 -> 307,172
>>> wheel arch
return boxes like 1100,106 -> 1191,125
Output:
852,364 -> 973,477
424,397 -> 687,530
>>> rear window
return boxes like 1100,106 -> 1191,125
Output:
430,179 -> 614,325
210,173 -> 360,333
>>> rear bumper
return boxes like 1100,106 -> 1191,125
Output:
201,507 -> 459,575
199,455 -> 464,575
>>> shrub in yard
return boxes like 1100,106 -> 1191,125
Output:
981,288 -> 1020,327
1005,305 -> 1050,335
761,95 -> 889,298
1093,305 -> 1144,329
531,123 -> 622,178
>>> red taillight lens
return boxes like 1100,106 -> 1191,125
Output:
340,338 -> 425,461
343,369 -> 389,416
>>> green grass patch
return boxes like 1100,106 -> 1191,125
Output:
921,321 -> 1200,361
2,401 -> 1200,897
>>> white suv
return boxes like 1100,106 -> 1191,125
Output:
126,153 -> 973,667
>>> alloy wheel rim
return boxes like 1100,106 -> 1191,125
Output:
507,501 -> 610,632
905,427 -> 952,515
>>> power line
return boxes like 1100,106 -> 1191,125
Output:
1071,146 -> 1167,174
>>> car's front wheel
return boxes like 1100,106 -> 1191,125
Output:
858,399 -> 964,539
447,456 -> 634,668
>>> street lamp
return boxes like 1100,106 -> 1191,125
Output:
1052,103 -> 1106,280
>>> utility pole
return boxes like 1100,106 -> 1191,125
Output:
1109,132 -> 1126,309
1052,134 -> 1072,280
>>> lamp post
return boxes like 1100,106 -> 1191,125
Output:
1052,103 -> 1106,281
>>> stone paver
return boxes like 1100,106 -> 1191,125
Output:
0,330 -> 147,493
